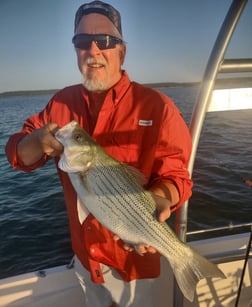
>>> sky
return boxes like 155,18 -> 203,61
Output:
0,0 -> 251,93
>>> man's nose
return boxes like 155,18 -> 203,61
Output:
88,41 -> 101,54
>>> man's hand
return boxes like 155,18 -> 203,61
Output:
113,193 -> 173,255
18,123 -> 63,166
153,194 -> 172,222
38,123 -> 63,157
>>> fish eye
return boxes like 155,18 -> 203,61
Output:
74,133 -> 84,143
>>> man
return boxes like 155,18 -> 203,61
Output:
6,1 -> 192,306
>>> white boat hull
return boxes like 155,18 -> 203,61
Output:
1,233 -> 251,307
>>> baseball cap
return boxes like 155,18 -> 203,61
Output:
74,1 -> 122,38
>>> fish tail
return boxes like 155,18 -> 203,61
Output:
168,246 -> 225,302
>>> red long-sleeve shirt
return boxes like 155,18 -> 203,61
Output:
6,71 -> 192,283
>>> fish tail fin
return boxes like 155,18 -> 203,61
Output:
168,246 -> 226,302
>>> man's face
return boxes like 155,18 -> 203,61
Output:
74,13 -> 126,92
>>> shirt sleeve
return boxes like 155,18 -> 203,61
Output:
149,99 -> 193,209
5,108 -> 50,172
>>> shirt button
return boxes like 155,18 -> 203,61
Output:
90,248 -> 95,254
95,270 -> 101,277
87,226 -> 92,231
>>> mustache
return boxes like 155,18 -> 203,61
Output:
84,57 -> 106,66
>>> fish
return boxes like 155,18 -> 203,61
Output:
55,120 -> 225,302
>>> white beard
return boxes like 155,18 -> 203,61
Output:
81,56 -> 110,91
82,74 -> 110,91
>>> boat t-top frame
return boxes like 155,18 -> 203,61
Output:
174,0 -> 252,305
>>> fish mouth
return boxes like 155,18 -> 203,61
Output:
55,121 -> 78,145
58,150 -> 90,173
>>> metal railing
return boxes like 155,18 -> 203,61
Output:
186,222 -> 252,236
173,0 -> 251,305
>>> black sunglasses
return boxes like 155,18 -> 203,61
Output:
72,34 -> 123,50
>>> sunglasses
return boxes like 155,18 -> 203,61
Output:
72,34 -> 123,50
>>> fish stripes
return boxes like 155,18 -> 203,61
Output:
56,121 -> 226,303
88,162 -> 177,253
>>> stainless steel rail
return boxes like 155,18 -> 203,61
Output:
220,58 -> 252,73
187,222 -> 252,236
175,0 -> 249,243
173,1 -> 250,306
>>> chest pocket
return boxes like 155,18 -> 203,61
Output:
108,127 -> 157,176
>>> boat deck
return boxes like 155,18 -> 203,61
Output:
1,232 -> 251,307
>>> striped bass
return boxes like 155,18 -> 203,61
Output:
55,120 -> 225,302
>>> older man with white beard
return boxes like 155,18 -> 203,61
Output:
6,1 -> 193,306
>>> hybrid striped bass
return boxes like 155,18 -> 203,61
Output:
55,120 -> 225,302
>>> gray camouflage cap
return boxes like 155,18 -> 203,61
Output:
74,1 -> 122,37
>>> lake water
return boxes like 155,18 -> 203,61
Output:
0,86 -> 252,279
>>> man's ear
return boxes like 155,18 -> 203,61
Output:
120,43 -> 126,65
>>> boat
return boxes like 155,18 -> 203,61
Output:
1,0 -> 251,306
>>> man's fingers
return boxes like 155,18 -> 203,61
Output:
152,194 -> 172,222
134,244 -> 157,255
113,235 -> 154,253
158,208 -> 171,222
39,123 -> 63,155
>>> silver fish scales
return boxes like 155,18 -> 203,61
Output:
55,120 -> 225,302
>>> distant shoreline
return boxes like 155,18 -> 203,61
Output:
0,82 -> 198,98
0,89 -> 59,98
1,77 -> 251,98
